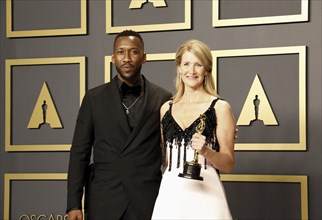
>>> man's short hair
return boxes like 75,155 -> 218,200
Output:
113,30 -> 144,50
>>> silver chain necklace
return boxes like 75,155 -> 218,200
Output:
122,95 -> 141,114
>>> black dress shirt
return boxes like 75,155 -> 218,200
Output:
116,76 -> 145,131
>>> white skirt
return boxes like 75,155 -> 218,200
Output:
152,154 -> 232,220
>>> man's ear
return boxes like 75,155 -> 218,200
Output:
142,53 -> 147,63
111,54 -> 115,63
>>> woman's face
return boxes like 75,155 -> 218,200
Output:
179,51 -> 207,90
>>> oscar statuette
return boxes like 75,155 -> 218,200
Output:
178,114 -> 206,181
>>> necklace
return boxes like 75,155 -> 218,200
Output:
122,95 -> 141,114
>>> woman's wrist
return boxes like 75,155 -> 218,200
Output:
199,145 -> 208,157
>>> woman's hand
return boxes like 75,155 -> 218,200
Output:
191,132 -> 206,153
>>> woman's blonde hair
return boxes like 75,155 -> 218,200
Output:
172,39 -> 218,102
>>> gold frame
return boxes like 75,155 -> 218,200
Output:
5,57 -> 86,151
106,0 -> 191,33
6,0 -> 87,38
221,174 -> 308,220
104,53 -> 176,83
213,46 -> 306,151
3,173 -> 73,220
213,0 -> 309,27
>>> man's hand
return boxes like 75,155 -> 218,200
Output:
68,209 -> 83,220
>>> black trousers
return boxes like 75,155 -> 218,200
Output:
120,204 -> 138,220
85,204 -> 138,220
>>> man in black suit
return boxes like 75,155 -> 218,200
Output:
66,30 -> 172,220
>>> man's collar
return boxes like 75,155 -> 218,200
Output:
116,76 -> 144,96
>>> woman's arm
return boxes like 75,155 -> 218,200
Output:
160,101 -> 171,173
192,100 -> 235,173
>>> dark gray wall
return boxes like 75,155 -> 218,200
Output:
1,0 -> 321,219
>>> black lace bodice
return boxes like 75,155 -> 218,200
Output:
161,98 -> 220,171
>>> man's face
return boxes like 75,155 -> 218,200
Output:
112,36 -> 146,84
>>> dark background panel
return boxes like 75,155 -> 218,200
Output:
12,0 -> 81,30
10,179 -> 67,219
218,54 -> 300,143
11,64 -> 80,145
219,0 -> 302,19
224,181 -> 302,219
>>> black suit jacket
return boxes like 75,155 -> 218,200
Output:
67,75 -> 172,220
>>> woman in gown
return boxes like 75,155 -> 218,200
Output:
152,39 -> 236,220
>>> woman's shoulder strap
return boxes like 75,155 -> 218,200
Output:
168,99 -> 173,113
209,98 -> 222,109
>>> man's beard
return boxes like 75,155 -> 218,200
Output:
115,65 -> 142,82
